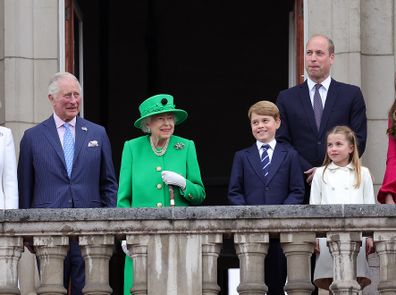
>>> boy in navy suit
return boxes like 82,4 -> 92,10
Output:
228,100 -> 305,294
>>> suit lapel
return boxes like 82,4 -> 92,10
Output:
319,79 -> 338,137
265,143 -> 286,184
74,117 -> 88,165
246,144 -> 267,185
42,116 -> 67,168
299,81 -> 318,135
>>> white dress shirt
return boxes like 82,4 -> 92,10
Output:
307,76 -> 331,108
256,138 -> 277,162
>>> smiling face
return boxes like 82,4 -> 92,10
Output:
305,35 -> 334,83
250,112 -> 280,143
48,77 -> 81,122
147,112 -> 175,144
326,133 -> 354,167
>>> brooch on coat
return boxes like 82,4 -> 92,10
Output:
174,142 -> 185,150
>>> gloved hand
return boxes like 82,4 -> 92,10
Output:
121,240 -> 129,255
161,170 -> 186,190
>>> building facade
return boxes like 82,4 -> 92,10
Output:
0,0 -> 394,294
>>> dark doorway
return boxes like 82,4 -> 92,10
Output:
76,1 -> 294,293
78,0 -> 293,204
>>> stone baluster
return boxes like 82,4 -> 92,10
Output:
127,235 -> 150,295
0,236 -> 23,295
280,232 -> 316,295
374,231 -> 396,294
327,232 -> 361,295
202,234 -> 223,295
234,233 -> 269,295
34,236 -> 69,295
79,235 -> 114,295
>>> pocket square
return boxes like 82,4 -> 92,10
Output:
88,140 -> 99,147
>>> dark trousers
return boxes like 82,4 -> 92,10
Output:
64,240 -> 85,295
265,239 -> 287,295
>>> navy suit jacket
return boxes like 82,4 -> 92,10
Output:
276,79 -> 367,172
228,142 -> 304,205
18,116 -> 118,209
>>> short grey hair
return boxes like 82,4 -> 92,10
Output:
48,72 -> 82,97
140,117 -> 151,133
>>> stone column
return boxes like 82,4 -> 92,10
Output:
0,236 -> 23,295
374,231 -> 396,294
34,236 -> 69,295
79,235 -> 114,295
127,235 -> 150,295
234,233 -> 269,295
201,234 -> 222,295
280,232 -> 316,295
327,232 -> 361,295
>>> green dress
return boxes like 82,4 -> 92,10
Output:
117,135 -> 206,295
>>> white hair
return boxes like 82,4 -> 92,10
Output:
48,72 -> 82,97
140,117 -> 151,133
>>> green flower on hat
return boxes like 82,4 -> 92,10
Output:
134,94 -> 188,129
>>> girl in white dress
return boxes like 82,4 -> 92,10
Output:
310,125 -> 375,292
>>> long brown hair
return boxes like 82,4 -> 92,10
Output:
387,99 -> 396,138
322,126 -> 361,188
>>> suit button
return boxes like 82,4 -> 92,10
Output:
156,166 -> 162,172
156,202 -> 163,208
188,194 -> 193,199
317,141 -> 321,144
265,187 -> 269,191
156,183 -> 162,189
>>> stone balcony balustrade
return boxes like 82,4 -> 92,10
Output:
1,205 -> 396,295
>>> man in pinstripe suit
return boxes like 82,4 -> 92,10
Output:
17,72 -> 118,295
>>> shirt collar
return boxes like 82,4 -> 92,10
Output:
327,162 -> 355,171
53,113 -> 76,129
307,76 -> 331,92
256,138 -> 277,151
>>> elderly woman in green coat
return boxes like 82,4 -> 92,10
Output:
117,94 -> 206,295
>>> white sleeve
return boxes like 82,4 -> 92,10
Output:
3,129 -> 19,209
310,168 -> 323,204
362,167 -> 375,204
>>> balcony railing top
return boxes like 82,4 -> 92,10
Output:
1,205 -> 395,238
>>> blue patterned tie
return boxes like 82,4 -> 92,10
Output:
63,123 -> 74,178
313,84 -> 323,130
261,144 -> 270,177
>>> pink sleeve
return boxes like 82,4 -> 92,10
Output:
378,119 -> 396,203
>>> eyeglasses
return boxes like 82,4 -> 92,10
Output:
63,92 -> 80,100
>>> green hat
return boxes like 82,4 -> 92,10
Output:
134,94 -> 188,129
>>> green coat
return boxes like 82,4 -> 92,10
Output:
117,135 -> 205,294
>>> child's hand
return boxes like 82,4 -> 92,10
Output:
366,237 -> 375,256
314,239 -> 320,254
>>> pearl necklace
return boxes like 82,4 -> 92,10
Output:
150,137 -> 170,157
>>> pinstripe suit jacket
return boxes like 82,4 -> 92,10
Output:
18,115 -> 117,209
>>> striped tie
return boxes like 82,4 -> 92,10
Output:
63,123 -> 74,178
261,144 -> 270,177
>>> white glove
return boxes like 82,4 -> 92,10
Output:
161,170 -> 186,190
121,240 -> 129,255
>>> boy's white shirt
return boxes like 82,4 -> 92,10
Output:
310,162 -> 375,205
256,138 -> 277,162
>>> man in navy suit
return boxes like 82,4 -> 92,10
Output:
276,34 -> 367,204
228,101 -> 304,294
18,72 -> 118,295
276,34 -> 367,295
